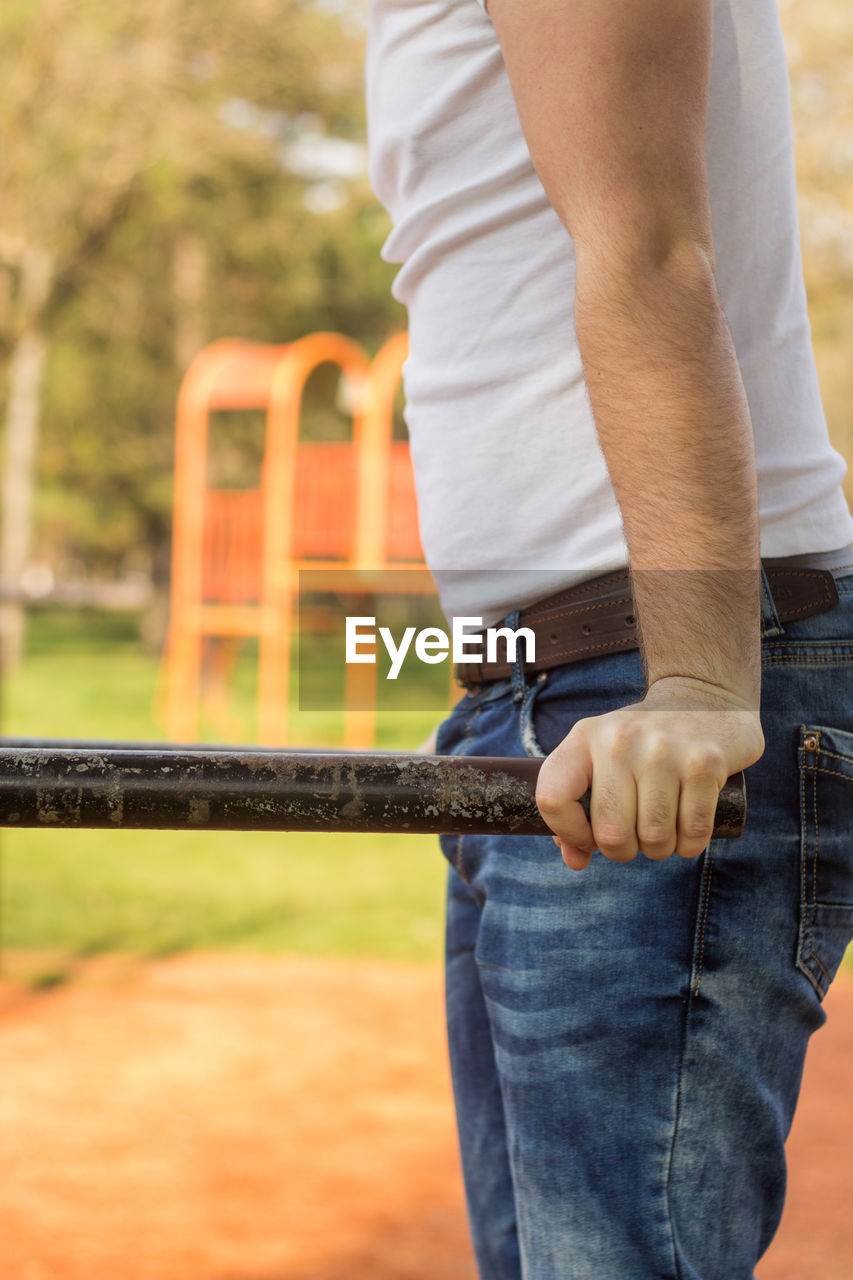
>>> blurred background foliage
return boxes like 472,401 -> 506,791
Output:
0,0 -> 403,628
782,0 -> 853,480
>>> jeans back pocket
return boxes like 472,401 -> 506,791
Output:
797,723 -> 853,999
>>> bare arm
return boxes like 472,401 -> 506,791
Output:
486,0 -> 761,709
484,0 -> 765,865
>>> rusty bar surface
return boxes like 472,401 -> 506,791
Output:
0,745 -> 747,837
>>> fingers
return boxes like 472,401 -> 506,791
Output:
586,770 -> 640,863
634,767 -> 682,860
671,766 -> 723,859
536,743 -> 596,871
552,835 -> 595,872
537,739 -> 725,868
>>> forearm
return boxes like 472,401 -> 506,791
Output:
575,242 -> 762,710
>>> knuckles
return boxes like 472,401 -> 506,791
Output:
681,743 -> 727,778
682,818 -> 715,842
599,844 -> 639,863
537,709 -> 737,868
534,784 -> 564,821
592,820 -> 632,847
637,824 -> 675,847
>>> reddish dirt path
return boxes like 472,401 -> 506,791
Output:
0,954 -> 850,1279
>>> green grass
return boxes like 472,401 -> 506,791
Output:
0,610 -> 450,975
1,826 -> 445,961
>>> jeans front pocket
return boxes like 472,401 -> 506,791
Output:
519,672 -> 550,758
518,649 -> 647,760
797,723 -> 853,999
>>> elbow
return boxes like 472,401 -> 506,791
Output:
569,221 -> 728,367
571,223 -> 720,342
572,221 -> 717,301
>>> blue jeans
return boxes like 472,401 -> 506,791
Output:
435,567 -> 853,1280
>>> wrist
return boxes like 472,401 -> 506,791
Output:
645,674 -> 761,714
630,566 -> 763,713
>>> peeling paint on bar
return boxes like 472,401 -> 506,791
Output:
0,746 -> 747,838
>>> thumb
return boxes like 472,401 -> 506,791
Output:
535,738 -> 596,850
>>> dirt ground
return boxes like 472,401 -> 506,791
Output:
0,954 -> 850,1280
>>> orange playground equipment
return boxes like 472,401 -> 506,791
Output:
162,331 -> 431,747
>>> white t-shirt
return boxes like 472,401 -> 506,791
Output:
366,0 -> 853,624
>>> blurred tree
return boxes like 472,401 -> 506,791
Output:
778,0 -> 853,509
0,0 -> 403,663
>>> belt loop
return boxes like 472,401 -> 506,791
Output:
506,609 -> 527,702
759,562 -> 784,638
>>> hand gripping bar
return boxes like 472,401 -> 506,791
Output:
0,742 -> 746,838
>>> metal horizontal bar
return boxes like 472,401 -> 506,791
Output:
0,744 -> 746,838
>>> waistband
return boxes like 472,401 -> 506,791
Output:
454,560 -> 842,688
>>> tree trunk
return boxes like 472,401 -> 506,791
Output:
0,325 -> 48,672
0,244 -> 53,672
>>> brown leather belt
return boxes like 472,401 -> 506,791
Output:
454,565 -> 840,687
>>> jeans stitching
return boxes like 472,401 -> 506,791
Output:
667,848 -> 717,1280
811,747 -> 853,765
806,765 -> 833,986
690,847 -> 716,999
812,764 -> 853,782
798,744 -> 834,994
665,993 -> 691,1280
811,954 -> 833,988
762,656 -> 853,665
807,764 -> 818,973
799,747 -> 809,979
